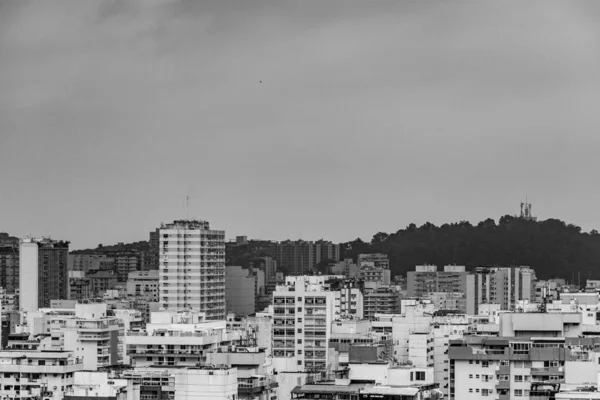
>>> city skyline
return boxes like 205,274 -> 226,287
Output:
3,1 -> 600,250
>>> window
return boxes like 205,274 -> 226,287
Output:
297,339 -> 302,344
469,374 -> 473,379
297,360 -> 302,365
499,375 -> 509,381
482,361 -> 489,368
469,389 -> 473,393
469,360 -> 473,364
297,350 -> 302,355
514,389 -> 523,397
297,329 -> 302,334
514,375 -> 523,382
476,375 -> 480,379
523,375 -> 530,382
410,372 -> 414,381
297,307 -> 302,312
500,360 -> 509,366
415,371 -> 425,381
482,389 -> 490,396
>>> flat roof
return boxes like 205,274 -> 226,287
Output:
360,386 -> 420,396
292,383 -> 368,394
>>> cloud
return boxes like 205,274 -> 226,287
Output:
1,0 -> 600,248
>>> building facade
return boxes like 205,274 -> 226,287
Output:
474,266 -> 536,312
20,238 -> 69,311
0,243 -> 19,294
268,241 -> 340,275
272,276 -> 341,372
159,220 -> 226,320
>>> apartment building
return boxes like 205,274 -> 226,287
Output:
87,270 -> 119,297
0,287 -> 18,312
0,349 -> 83,400
121,369 -> 175,400
407,265 -> 475,314
474,266 -> 536,312
44,303 -> 126,371
225,265 -> 261,316
67,271 -> 91,301
272,276 -> 341,372
291,346 -> 439,400
357,253 -> 391,285
127,270 -> 159,301
249,256 -> 278,285
328,320 -> 374,368
134,366 -> 238,400
125,310 -> 241,367
268,240 -> 340,275
207,346 -> 279,400
147,228 -> 160,271
363,287 -> 402,319
20,238 -> 69,311
159,220 -> 226,320
64,371 -> 137,400
67,254 -> 113,274
0,243 -> 19,294
448,336 -> 572,400
357,254 -> 390,270
329,258 -> 359,279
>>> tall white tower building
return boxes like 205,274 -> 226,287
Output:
159,220 -> 226,320
19,237 -> 39,313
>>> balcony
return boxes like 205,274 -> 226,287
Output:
495,381 -> 510,390
0,362 -> 83,374
531,367 -> 563,376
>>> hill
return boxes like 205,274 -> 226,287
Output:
343,215 -> 600,281
71,241 -> 150,254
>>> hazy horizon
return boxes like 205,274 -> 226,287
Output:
2,0 -> 600,250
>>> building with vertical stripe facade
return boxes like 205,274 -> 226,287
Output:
159,220 -> 226,320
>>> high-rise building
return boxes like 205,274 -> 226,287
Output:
473,266 -> 536,312
272,276 -> 341,372
268,240 -> 340,275
147,228 -> 160,271
225,266 -> 260,316
0,243 -> 19,294
407,265 -> 476,314
159,220 -> 226,320
19,237 -> 69,311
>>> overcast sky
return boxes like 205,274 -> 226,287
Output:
1,0 -> 600,249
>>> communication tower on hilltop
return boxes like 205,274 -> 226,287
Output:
520,199 -> 537,221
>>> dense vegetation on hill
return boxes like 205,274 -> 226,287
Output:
344,216 -> 600,281
71,241 -> 150,254
68,215 -> 600,282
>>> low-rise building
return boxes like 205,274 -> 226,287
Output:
125,310 -> 241,367
134,366 -> 238,400
127,270 -> 159,302
0,349 -> 83,400
207,346 -> 278,400
65,371 -> 137,400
